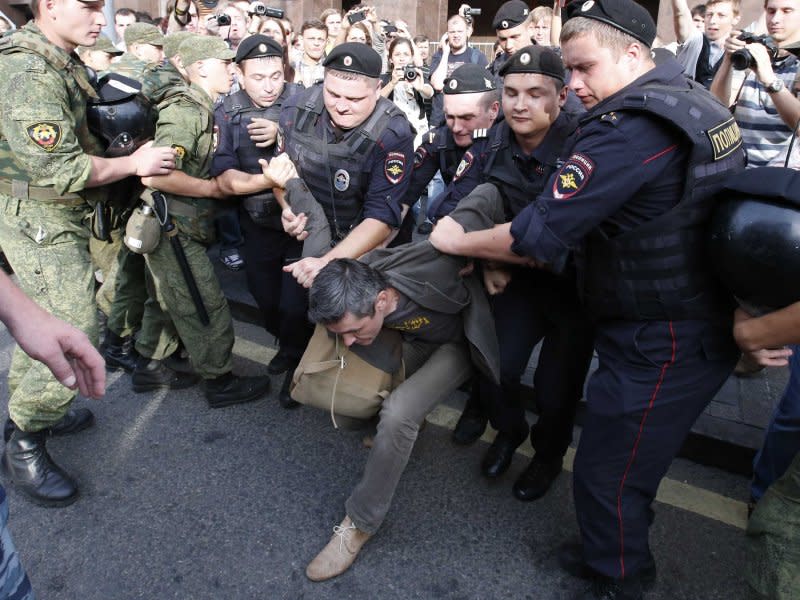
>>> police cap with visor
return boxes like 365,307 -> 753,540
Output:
235,34 -> 283,63
492,0 -> 530,31
566,0 -> 656,47
498,45 -> 565,83
323,42 -> 382,78
443,63 -> 497,94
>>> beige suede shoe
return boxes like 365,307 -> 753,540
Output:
305,516 -> 372,581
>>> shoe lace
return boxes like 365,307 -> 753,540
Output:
332,521 -> 357,554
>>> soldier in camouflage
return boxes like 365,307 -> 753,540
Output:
109,22 -> 164,81
0,0 -> 175,507
76,34 -> 123,75
136,34 -> 272,407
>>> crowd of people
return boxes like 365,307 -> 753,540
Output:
0,0 -> 800,598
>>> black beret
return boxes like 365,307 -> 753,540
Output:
443,64 -> 497,95
323,42 -> 382,78
235,35 -> 284,63
498,45 -> 565,83
566,0 -> 656,47
492,0 -> 530,31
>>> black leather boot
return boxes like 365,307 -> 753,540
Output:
512,456 -> 563,501
2,427 -> 79,507
278,370 -> 300,409
204,372 -> 271,408
132,357 -> 200,393
100,331 -> 139,372
481,430 -> 526,478
4,408 -> 95,443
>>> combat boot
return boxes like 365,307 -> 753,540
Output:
100,331 -> 140,372
4,408 -> 95,442
2,426 -> 78,507
204,372 -> 271,408
132,356 -> 200,393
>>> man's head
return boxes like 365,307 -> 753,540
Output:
235,35 -> 285,107
531,6 -> 553,46
322,42 -> 382,130
692,4 -> 707,31
499,46 -> 567,145
704,0 -> 739,43
33,0 -> 106,51
561,0 -> 656,109
446,15 -> 470,53
78,34 -> 123,71
765,0 -> 800,46
125,22 -> 165,65
179,34 -> 236,98
163,31 -> 193,77
309,259 -> 392,347
218,4 -> 247,47
493,0 -> 533,56
301,19 -> 328,63
114,7 -> 136,45
414,35 -> 430,62
320,8 -> 342,39
443,63 -> 500,147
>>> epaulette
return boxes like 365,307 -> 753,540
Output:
472,128 -> 489,140
600,112 -> 621,123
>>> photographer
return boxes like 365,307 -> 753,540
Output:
710,0 -> 800,167
380,37 -> 433,147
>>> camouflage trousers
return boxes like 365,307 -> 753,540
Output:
137,231 -> 233,378
0,195 -> 97,431
746,451 -> 800,598
0,486 -> 34,600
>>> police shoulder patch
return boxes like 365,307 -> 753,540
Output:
552,153 -> 595,200
26,122 -> 61,152
385,151 -> 406,184
453,151 -> 474,181
171,144 -> 186,159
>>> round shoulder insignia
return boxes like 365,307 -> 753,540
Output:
449,79 -> 458,90
334,168 -> 350,192
343,55 -> 353,67
501,20 -> 509,29
258,43 -> 267,53
520,52 -> 530,65
582,0 -> 595,11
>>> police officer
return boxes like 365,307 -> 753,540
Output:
279,43 -> 415,289
110,22 -> 165,81
431,1 -> 745,597
429,46 -> 595,499
488,0 -> 534,77
0,0 -> 175,506
211,35 -> 303,407
136,34 -> 272,408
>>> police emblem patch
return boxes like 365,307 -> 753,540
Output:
343,55 -> 353,67
384,152 -> 406,184
453,151 -> 474,181
258,43 -> 267,53
171,144 -> 186,159
552,153 -> 594,200
520,52 -> 530,65
26,122 -> 61,152
582,0 -> 595,11
334,168 -> 350,191
501,20 -> 509,29
449,79 -> 458,90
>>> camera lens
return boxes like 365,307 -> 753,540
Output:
404,67 -> 418,81
731,48 -> 754,71
216,14 -> 231,26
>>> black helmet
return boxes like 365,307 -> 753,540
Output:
87,73 -> 155,158
708,167 -> 800,313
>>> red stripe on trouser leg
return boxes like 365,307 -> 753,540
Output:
615,321 -> 677,579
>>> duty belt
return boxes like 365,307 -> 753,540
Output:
0,179 -> 84,205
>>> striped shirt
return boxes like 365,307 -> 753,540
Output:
733,54 -> 800,168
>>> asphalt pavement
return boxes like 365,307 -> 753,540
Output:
1,318 -> 754,600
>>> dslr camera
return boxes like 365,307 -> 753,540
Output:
403,65 -> 418,81
248,2 -> 284,19
731,32 -> 780,70
459,4 -> 481,24
215,13 -> 231,26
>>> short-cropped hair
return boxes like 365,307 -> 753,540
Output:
308,259 -> 389,325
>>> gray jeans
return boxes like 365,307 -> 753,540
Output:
345,339 -> 472,534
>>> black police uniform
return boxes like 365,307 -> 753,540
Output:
488,0 -> 532,78
450,109 -> 595,473
211,82 -> 306,362
510,52 -> 744,589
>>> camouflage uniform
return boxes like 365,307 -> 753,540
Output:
137,83 -> 234,377
106,52 -> 149,81
0,23 -> 101,431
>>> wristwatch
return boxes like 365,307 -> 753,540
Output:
767,78 -> 785,94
